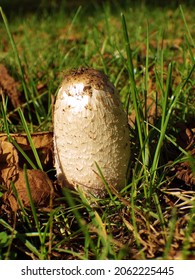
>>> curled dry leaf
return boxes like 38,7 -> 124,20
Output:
176,121 -> 195,150
0,133 -> 54,210
2,168 -> 54,211
0,131 -> 53,168
171,148 -> 195,187
12,169 -> 53,208
0,140 -> 19,186
169,120 -> 195,187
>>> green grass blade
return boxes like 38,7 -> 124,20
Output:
18,108 -> 43,170
0,7 -> 24,81
163,207 -> 177,259
0,218 -> 41,259
150,61 -> 195,186
161,63 -> 172,128
152,192 -> 167,240
11,139 -> 37,169
0,7 -> 32,119
143,22 -> 150,168
150,63 -> 172,180
23,164 -> 47,259
10,181 -> 31,225
130,179 -> 146,259
121,14 -> 135,82
78,190 -> 115,259
179,5 -> 195,48
62,188 -> 96,259
0,98 -> 37,168
23,165 -> 41,233
121,13 -> 145,164
94,161 -> 116,203
182,202 -> 195,259
0,100 -> 11,141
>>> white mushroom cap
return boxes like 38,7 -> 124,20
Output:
54,68 -> 130,198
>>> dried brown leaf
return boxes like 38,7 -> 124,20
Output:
3,169 -> 54,210
174,120 -> 195,186
0,64 -> 22,108
0,132 -> 54,210
0,140 -> 19,187
0,131 -> 53,168
14,169 -> 53,207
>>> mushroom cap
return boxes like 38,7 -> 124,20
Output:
54,68 -> 131,197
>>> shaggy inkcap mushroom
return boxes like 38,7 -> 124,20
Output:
54,68 -> 131,198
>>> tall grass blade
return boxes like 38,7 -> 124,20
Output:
179,5 -> 195,48
163,207 -> 177,259
18,108 -> 43,170
121,13 -> 145,164
23,165 -> 41,234
150,63 -> 173,185
11,139 -> 37,169
62,188 -> 96,259
143,22 -> 150,168
152,192 -> 166,239
94,161 -> 115,202
182,202 -> 195,259
23,164 -> 47,259
78,190 -> 115,259
0,218 -> 41,259
0,7 -> 32,119
0,98 -> 38,168
0,100 -> 11,141
10,181 -> 31,225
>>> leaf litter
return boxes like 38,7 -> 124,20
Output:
0,132 -> 54,211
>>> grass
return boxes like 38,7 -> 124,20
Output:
0,2 -> 195,260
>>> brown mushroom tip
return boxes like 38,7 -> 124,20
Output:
61,67 -> 115,93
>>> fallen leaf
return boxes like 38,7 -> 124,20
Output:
168,119 -> 195,187
0,140 -> 19,187
0,131 -> 53,168
0,64 -> 22,108
0,132 -> 54,210
3,168 -> 54,210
